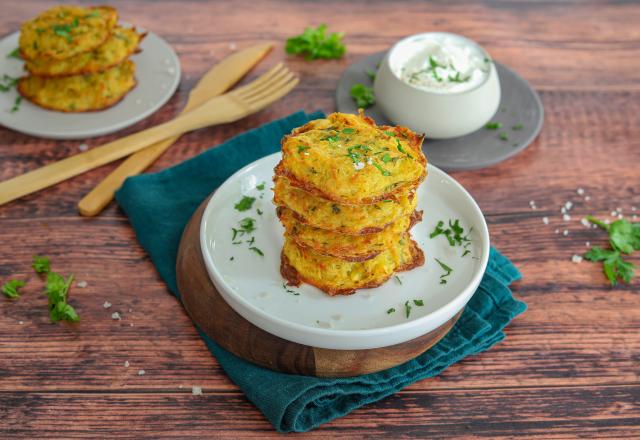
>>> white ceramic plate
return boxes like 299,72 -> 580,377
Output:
0,26 -> 180,139
200,153 -> 490,350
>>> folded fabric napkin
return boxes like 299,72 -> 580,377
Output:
116,111 -> 527,433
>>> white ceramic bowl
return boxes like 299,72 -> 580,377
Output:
374,32 -> 501,139
199,153 -> 490,350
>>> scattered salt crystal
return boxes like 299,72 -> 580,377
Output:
563,229 -> 569,236
581,218 -> 590,227
124,361 -> 129,368
571,255 -> 583,263
584,196 -> 591,201
542,217 -> 549,225
577,188 -> 585,195
192,386 -> 203,396
555,229 -> 560,234
18,321 -> 23,325
586,241 -> 590,247
632,206 -> 637,211
78,143 -> 88,152
618,214 -> 624,219
616,207 -> 622,212
130,323 -> 134,327
128,308 -> 132,313
611,211 -> 618,217
138,369 -> 145,376
229,42 -> 237,50
111,312 -> 121,320
561,207 -> 567,214
565,201 -> 573,210
353,162 -> 365,170
77,280 -> 88,288
634,215 -> 638,220
103,301 -> 112,309
529,200 -> 537,210
563,214 -> 571,221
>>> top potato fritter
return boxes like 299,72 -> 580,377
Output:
20,5 -> 118,61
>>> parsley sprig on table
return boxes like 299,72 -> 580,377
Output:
2,279 -> 25,299
583,216 -> 639,286
350,83 -> 375,108
285,24 -> 346,60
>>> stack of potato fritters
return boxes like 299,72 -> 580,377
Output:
274,112 -> 427,296
17,5 -> 144,112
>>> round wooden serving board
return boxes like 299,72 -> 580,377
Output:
176,197 -> 462,377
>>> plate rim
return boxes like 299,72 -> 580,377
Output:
0,28 -> 181,140
199,152 -> 490,350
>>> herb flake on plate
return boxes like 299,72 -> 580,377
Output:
350,83 -> 375,108
234,196 -> 255,212
435,257 -> 453,285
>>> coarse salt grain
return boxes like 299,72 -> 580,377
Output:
561,207 -> 567,214
586,241 -> 590,247
563,230 -> 569,236
192,386 -> 203,396
611,211 -> 618,217
78,143 -> 88,152
571,255 -> 583,263
565,201 -> 573,210
111,312 -> 121,320
563,214 -> 571,221
585,196 -> 591,201
77,280 -> 88,288
103,301 -> 112,309
577,188 -> 585,195
138,370 -> 145,376
18,321 -> 23,325
124,361 -> 129,367
632,206 -> 637,211
555,229 -> 560,234
581,218 -> 590,227
353,162 -> 365,170
542,217 -> 549,225
229,42 -> 237,50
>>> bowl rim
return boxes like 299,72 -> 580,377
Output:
385,31 -> 495,96
199,152 -> 491,350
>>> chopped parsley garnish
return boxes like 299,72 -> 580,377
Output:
2,279 -> 25,299
32,255 -> 50,274
372,161 -> 391,176
448,71 -> 468,83
6,47 -> 20,59
499,132 -> 509,141
396,139 -> 413,159
583,216 -> 639,286
51,19 -> 79,43
230,257 -> 234,261
232,217 -> 256,240
435,258 -> 453,284
256,182 -> 266,191
234,196 -> 256,212
11,96 -> 22,113
413,299 -> 424,306
381,153 -> 392,163
430,219 -> 473,256
285,24 -> 346,60
394,275 -> 402,285
387,307 -> 396,314
429,55 -> 444,69
298,145 -> 310,153
247,237 -> 255,246
283,282 -> 300,295
249,247 -> 264,256
256,208 -> 263,216
350,83 -> 375,108
384,130 -> 395,137
324,135 -> 339,143
485,121 -> 502,130
404,300 -> 412,318
366,69 -> 376,82
342,128 -> 355,134
512,123 -> 524,131
0,74 -> 18,92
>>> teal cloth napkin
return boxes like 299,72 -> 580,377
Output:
116,111 -> 527,433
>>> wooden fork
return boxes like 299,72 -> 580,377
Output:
0,63 -> 298,207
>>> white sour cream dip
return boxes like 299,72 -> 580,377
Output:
393,33 -> 491,93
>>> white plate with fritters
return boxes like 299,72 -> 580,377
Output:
200,152 -> 490,350
0,26 -> 180,139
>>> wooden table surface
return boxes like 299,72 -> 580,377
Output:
1,0 -> 639,438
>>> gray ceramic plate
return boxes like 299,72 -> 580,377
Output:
0,26 -> 181,140
336,51 -> 543,171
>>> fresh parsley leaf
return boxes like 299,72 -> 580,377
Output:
249,247 -> 264,256
239,217 -> 256,233
44,271 -> 79,322
0,74 -> 18,92
587,216 -> 640,254
2,279 -> 25,299
298,145 -> 310,153
435,258 -> 453,284
342,128 -> 355,134
234,196 -> 256,212
387,307 -> 395,314
396,139 -> 413,159
350,83 -> 375,108
256,182 -> 266,191
381,153 -> 392,163
485,122 -> 502,130
394,275 -> 402,285
429,55 -> 443,69
499,132 -> 509,141
11,96 -> 22,113
365,69 -> 376,82
584,246 -> 635,286
6,47 -> 20,59
32,255 -> 50,274
413,299 -> 424,306
430,219 -> 472,252
256,208 -> 263,216
285,24 -> 346,60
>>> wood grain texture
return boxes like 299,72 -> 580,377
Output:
1,0 -> 639,437
177,198 -> 462,377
